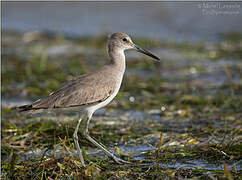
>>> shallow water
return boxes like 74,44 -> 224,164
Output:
3,141 -> 241,171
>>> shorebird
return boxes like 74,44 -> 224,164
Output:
15,32 -> 160,166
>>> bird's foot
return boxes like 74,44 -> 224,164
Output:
112,156 -> 132,164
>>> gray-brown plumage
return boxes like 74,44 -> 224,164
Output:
14,32 -> 160,166
17,65 -> 120,112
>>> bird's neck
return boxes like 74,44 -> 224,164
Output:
108,48 -> 126,74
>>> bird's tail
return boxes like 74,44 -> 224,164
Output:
12,104 -> 33,112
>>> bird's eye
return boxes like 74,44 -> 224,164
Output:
122,38 -> 128,42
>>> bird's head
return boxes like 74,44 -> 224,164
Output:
108,32 -> 160,61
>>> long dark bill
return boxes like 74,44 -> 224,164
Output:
134,44 -> 160,61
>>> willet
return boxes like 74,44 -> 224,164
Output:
15,32 -> 160,166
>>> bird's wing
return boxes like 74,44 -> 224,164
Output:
29,70 -> 117,110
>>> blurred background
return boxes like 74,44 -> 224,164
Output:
3,2 -> 242,41
2,2 -> 242,179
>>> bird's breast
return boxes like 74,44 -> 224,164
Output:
84,74 -> 123,114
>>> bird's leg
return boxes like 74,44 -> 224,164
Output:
73,114 -> 85,167
82,115 -> 130,164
